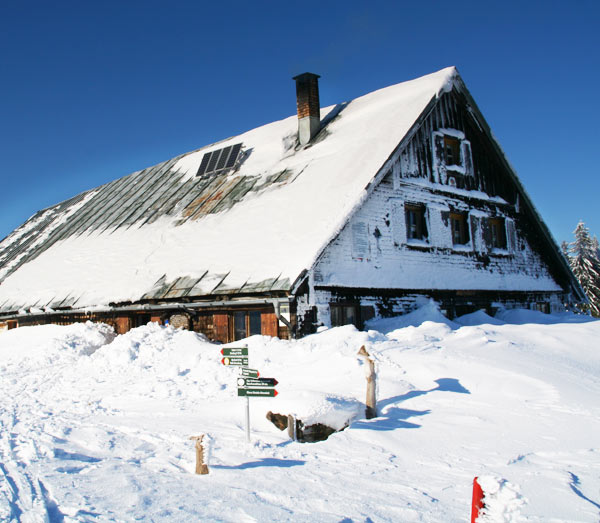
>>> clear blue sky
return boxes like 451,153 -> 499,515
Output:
1,0 -> 598,245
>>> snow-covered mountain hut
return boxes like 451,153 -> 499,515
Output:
0,68 -> 584,340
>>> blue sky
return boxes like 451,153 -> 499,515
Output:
1,1 -> 598,245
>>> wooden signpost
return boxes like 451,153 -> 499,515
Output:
220,345 -> 278,442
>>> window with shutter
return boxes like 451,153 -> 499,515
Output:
489,217 -> 507,249
405,204 -> 428,242
450,212 -> 470,245
432,130 -> 474,186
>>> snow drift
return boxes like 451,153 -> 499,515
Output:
0,305 -> 599,521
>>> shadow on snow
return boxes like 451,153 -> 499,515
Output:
212,458 -> 306,470
352,378 -> 470,431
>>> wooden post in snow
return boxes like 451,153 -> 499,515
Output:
287,414 -> 296,440
357,345 -> 376,419
189,435 -> 209,475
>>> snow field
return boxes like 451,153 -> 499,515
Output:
0,306 -> 599,522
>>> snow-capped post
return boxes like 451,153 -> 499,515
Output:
357,345 -> 376,419
189,435 -> 209,475
287,414 -> 297,440
471,476 -> 485,522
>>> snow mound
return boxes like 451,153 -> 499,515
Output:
283,392 -> 362,431
94,321 -> 210,371
366,299 -> 458,333
0,321 -> 114,367
477,475 -> 526,522
455,309 -> 505,326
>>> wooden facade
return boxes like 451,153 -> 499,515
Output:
5,306 -> 289,343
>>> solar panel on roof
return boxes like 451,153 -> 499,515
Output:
196,153 -> 211,176
206,150 -> 220,173
196,143 -> 243,177
215,145 -> 232,171
225,143 -> 242,168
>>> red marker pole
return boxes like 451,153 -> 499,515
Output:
471,477 -> 485,523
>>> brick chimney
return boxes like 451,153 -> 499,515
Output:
293,72 -> 321,145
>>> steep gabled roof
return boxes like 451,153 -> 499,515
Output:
0,68 -> 457,313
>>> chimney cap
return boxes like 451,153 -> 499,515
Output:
292,72 -> 321,81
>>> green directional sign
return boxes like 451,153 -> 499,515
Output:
221,347 -> 248,357
240,367 -> 259,378
222,356 -> 249,366
238,388 -> 278,397
237,377 -> 278,388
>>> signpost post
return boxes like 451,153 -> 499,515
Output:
220,345 -> 278,443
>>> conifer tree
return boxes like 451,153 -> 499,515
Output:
561,240 -> 571,261
569,222 -> 600,317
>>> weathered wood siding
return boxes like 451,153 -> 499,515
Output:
297,90 -> 567,329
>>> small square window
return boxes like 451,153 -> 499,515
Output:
444,136 -> 461,166
405,204 -> 428,241
450,212 -> 470,245
489,217 -> 507,249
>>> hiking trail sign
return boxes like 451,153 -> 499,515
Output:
219,345 -> 278,442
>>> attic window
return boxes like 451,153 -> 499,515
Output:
196,143 -> 242,177
432,130 -> 474,181
444,136 -> 461,166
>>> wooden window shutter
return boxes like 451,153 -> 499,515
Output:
461,140 -> 474,176
261,312 -> 279,337
391,200 -> 406,246
213,313 -> 229,343
432,132 -> 445,182
469,214 -> 484,253
506,218 -> 517,252
351,221 -> 370,260
481,217 -> 493,250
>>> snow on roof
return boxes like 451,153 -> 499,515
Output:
0,67 -> 457,312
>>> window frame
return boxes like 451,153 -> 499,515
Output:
444,136 -> 462,167
489,217 -> 507,250
405,204 -> 428,242
449,212 -> 470,246
233,310 -> 263,341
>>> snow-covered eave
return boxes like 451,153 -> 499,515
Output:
0,296 -> 293,322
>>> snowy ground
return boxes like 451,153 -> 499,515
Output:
0,304 -> 599,522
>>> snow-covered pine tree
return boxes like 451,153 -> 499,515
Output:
593,236 -> 600,260
569,222 -> 600,317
